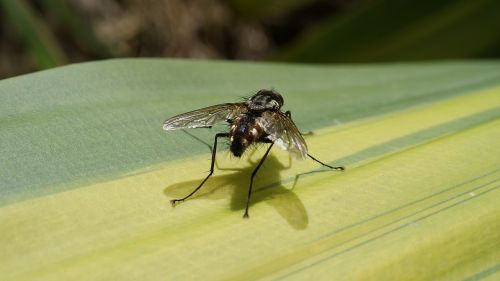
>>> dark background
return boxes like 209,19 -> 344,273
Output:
1,0 -> 500,79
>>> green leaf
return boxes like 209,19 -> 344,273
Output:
1,59 -> 499,280
0,0 -> 66,69
39,0 -> 113,58
278,0 -> 500,62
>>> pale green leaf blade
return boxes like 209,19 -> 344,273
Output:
0,59 -> 499,281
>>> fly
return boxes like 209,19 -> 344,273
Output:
163,89 -> 344,218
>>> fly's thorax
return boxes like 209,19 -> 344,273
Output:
247,89 -> 284,111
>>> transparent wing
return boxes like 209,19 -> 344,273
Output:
163,103 -> 247,130
258,111 -> 308,160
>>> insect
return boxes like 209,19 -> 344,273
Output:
163,89 -> 344,218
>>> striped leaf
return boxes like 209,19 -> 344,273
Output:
1,59 -> 499,280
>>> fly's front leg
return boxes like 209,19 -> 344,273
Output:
170,133 -> 229,206
286,111 -> 344,170
285,110 -> 312,135
307,153 -> 344,171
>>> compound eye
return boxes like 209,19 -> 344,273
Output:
270,100 -> 280,110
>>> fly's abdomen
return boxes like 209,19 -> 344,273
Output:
229,116 -> 263,157
230,136 -> 246,157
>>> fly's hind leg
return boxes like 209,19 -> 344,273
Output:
170,133 -> 229,206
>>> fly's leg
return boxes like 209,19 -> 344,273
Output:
308,153 -> 344,171
286,111 -> 344,171
285,110 -> 312,135
244,143 -> 274,218
182,129 -> 213,153
170,133 -> 229,206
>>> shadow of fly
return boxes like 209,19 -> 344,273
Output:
163,89 -> 344,218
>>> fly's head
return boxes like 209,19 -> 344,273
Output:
247,89 -> 284,111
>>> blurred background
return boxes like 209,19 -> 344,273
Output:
1,0 -> 499,79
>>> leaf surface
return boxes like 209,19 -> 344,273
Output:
0,59 -> 499,280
